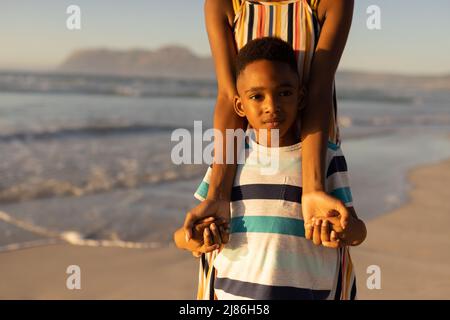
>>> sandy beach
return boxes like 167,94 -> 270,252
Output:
351,157 -> 450,299
1,158 -> 450,300
0,243 -> 198,299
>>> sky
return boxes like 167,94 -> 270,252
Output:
1,0 -> 449,75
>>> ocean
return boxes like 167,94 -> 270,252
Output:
0,72 -> 449,250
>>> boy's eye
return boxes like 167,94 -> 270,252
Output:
279,90 -> 292,97
249,94 -> 263,100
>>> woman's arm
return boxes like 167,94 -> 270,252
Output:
182,0 -> 244,240
301,0 -> 354,229
204,0 -> 245,201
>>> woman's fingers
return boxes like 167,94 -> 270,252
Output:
326,210 -> 339,217
194,216 -> 218,231
334,201 -> 350,229
197,216 -> 216,225
214,218 -> 228,226
210,223 -> 221,246
203,228 -> 212,247
183,200 -> 219,242
321,219 -> 330,242
322,229 -> 343,248
194,223 -> 204,235
326,216 -> 344,234
201,228 -> 219,252
305,220 -> 314,240
331,230 -> 338,242
202,243 -> 219,253
312,218 -> 322,245
219,224 -> 230,244
322,240 -> 341,248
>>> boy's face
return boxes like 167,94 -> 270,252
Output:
235,59 -> 301,147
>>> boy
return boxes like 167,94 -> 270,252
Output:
174,37 -> 366,299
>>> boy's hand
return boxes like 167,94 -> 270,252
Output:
190,216 -> 230,257
183,199 -> 230,242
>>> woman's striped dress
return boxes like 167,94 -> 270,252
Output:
195,0 -> 356,300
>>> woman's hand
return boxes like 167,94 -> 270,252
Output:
305,208 -> 366,248
183,199 -> 231,242
302,190 -> 350,241
307,218 -> 344,248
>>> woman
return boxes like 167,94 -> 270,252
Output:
184,0 -> 356,299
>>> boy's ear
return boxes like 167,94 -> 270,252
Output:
234,95 -> 246,117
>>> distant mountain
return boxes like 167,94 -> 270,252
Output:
59,46 -> 215,79
336,70 -> 450,91
59,45 -> 450,90
334,70 -> 450,104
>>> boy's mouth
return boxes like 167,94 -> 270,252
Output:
263,117 -> 284,128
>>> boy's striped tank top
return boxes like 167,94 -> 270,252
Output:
214,135 -> 357,299
196,138 -> 357,300
196,0 -> 356,300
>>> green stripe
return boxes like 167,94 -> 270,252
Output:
231,216 -> 305,237
195,181 -> 209,200
330,187 -> 353,204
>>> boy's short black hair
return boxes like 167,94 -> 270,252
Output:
235,37 -> 298,78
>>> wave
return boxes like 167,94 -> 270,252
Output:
0,165 -> 206,204
0,123 -> 185,142
0,210 -> 163,252
338,114 -> 450,127
0,71 -> 430,103
2,114 -> 449,143
337,89 -> 414,104
0,71 -> 217,98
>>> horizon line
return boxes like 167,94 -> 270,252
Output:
0,66 -> 448,79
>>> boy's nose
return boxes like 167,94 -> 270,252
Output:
263,96 -> 280,113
